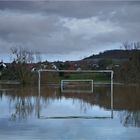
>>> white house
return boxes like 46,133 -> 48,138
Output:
0,61 -> 7,70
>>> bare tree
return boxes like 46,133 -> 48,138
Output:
11,47 -> 34,64
121,41 -> 140,50
10,46 -> 36,84
121,41 -> 132,50
120,41 -> 140,83
35,51 -> 42,63
133,42 -> 140,50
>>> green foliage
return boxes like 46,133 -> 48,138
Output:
116,46 -> 140,83
59,73 -> 110,82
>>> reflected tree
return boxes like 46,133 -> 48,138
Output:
11,97 -> 34,120
120,111 -> 140,127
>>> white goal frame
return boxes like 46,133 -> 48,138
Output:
37,69 -> 114,119
61,79 -> 94,93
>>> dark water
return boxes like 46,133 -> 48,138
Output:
0,84 -> 140,140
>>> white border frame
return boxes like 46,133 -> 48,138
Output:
37,69 -> 114,119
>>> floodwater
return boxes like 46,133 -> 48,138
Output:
0,84 -> 140,140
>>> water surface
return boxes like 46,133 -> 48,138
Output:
0,84 -> 140,139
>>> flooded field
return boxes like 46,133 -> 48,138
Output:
0,84 -> 140,139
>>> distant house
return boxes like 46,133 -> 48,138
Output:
51,63 -> 58,70
106,64 -> 113,70
67,63 -> 78,70
114,64 -> 120,68
106,64 -> 120,70
92,63 -> 99,69
0,61 -> 7,70
0,62 -> 7,79
76,67 -> 82,71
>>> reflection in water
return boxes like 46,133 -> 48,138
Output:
119,111 -> 140,127
10,97 -> 34,120
0,86 -> 37,120
114,85 -> 140,127
0,84 -> 140,127
37,84 -> 113,119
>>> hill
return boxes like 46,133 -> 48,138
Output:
84,49 -> 140,60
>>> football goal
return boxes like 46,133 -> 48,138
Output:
37,69 -> 114,119
61,79 -> 94,93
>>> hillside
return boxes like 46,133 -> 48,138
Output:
84,49 -> 140,60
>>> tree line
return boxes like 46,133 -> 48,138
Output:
115,42 -> 140,83
0,41 -> 140,84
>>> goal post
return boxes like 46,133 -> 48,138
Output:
61,79 -> 94,93
37,69 -> 114,119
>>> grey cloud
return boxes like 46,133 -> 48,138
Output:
0,1 -> 138,18
0,10 -> 89,54
0,1 -> 140,61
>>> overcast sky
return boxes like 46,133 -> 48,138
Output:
0,0 -> 140,62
